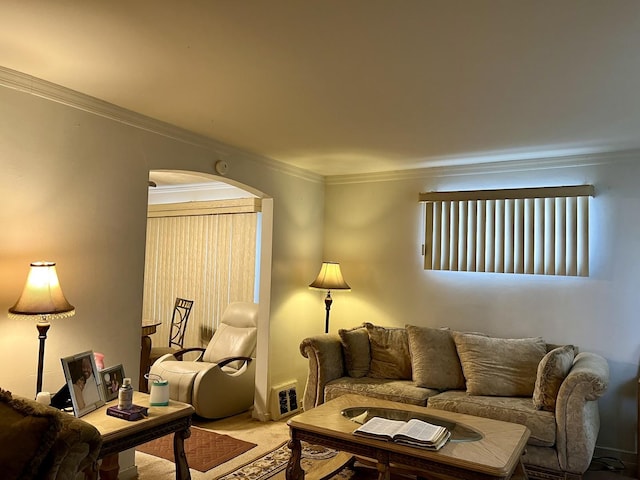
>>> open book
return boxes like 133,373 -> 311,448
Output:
353,416 -> 450,450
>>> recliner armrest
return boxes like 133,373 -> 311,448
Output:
172,347 -> 205,361
216,356 -> 252,368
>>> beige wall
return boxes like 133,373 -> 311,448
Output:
323,156 -> 640,458
0,80 -> 325,426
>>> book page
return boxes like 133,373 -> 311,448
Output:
395,418 -> 447,443
354,416 -> 406,439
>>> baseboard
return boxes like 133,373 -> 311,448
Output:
248,403 -> 271,422
252,408 -> 272,422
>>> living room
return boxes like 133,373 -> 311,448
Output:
1,1 -> 639,477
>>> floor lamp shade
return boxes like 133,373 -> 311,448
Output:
309,262 -> 350,333
8,262 -> 75,395
9,262 -> 75,317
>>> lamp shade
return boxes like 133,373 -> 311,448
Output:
8,262 -> 75,318
309,262 -> 351,291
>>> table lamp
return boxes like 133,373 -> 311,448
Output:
309,261 -> 351,333
8,261 -> 75,395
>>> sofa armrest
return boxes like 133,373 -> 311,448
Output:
300,334 -> 345,410
555,351 -> 609,474
35,405 -> 102,480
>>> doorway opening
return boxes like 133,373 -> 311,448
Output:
144,170 -> 272,419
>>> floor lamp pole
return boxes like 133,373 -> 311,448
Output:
324,291 -> 333,334
36,320 -> 50,395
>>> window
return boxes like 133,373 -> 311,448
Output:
419,185 -> 594,276
143,199 -> 260,347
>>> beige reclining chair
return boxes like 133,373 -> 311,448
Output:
150,301 -> 258,419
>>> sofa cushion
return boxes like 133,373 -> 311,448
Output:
325,377 -> 437,406
452,333 -> 546,396
364,323 -> 412,380
338,324 -> 370,378
406,325 -> 465,390
533,345 -> 576,411
0,388 -> 62,480
427,390 -> 556,447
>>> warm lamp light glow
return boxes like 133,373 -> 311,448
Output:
9,262 -> 75,318
309,262 -> 350,333
309,262 -> 351,291
8,261 -> 75,396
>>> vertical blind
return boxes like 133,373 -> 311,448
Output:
419,185 -> 594,276
143,202 -> 258,348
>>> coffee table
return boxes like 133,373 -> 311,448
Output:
82,391 -> 194,480
286,394 -> 530,480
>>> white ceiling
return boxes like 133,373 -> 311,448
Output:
2,1 -> 640,176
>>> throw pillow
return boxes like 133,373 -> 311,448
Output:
338,324 -> 370,378
452,332 -> 547,396
364,323 -> 412,380
0,388 -> 62,480
406,325 -> 465,390
533,345 -> 576,411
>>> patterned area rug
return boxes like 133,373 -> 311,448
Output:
215,441 -> 353,480
137,426 -> 257,472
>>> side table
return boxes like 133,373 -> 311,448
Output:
82,391 -> 194,480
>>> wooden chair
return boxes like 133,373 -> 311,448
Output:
149,297 -> 194,363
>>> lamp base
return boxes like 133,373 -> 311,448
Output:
324,291 -> 333,334
36,320 -> 51,396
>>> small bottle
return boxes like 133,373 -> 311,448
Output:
118,377 -> 134,410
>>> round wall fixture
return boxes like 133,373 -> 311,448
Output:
215,160 -> 229,175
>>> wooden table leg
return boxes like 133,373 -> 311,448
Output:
375,451 -> 391,480
99,454 -> 119,480
286,436 -> 305,480
511,459 -> 529,480
173,426 -> 192,480
140,334 -> 152,392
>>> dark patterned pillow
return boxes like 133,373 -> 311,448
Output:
0,388 -> 62,480
364,323 -> 412,380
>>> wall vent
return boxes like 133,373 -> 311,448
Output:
270,382 -> 300,420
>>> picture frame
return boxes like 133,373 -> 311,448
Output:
61,350 -> 105,417
100,364 -> 125,402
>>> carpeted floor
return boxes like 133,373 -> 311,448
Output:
135,410 -> 291,479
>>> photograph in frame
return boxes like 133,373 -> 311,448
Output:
61,350 -> 105,417
100,364 -> 125,402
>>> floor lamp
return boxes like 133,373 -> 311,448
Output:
309,262 -> 351,333
8,262 -> 75,396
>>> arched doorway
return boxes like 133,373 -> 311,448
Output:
145,170 -> 272,419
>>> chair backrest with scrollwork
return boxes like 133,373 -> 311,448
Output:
168,297 -> 194,349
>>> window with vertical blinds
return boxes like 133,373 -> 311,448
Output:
143,199 -> 260,348
419,186 -> 594,276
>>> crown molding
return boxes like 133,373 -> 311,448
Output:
4,65 -> 637,187
326,148 -> 640,185
0,65 -> 323,185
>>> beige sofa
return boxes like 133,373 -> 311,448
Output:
300,323 -> 609,480
0,388 -> 102,480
